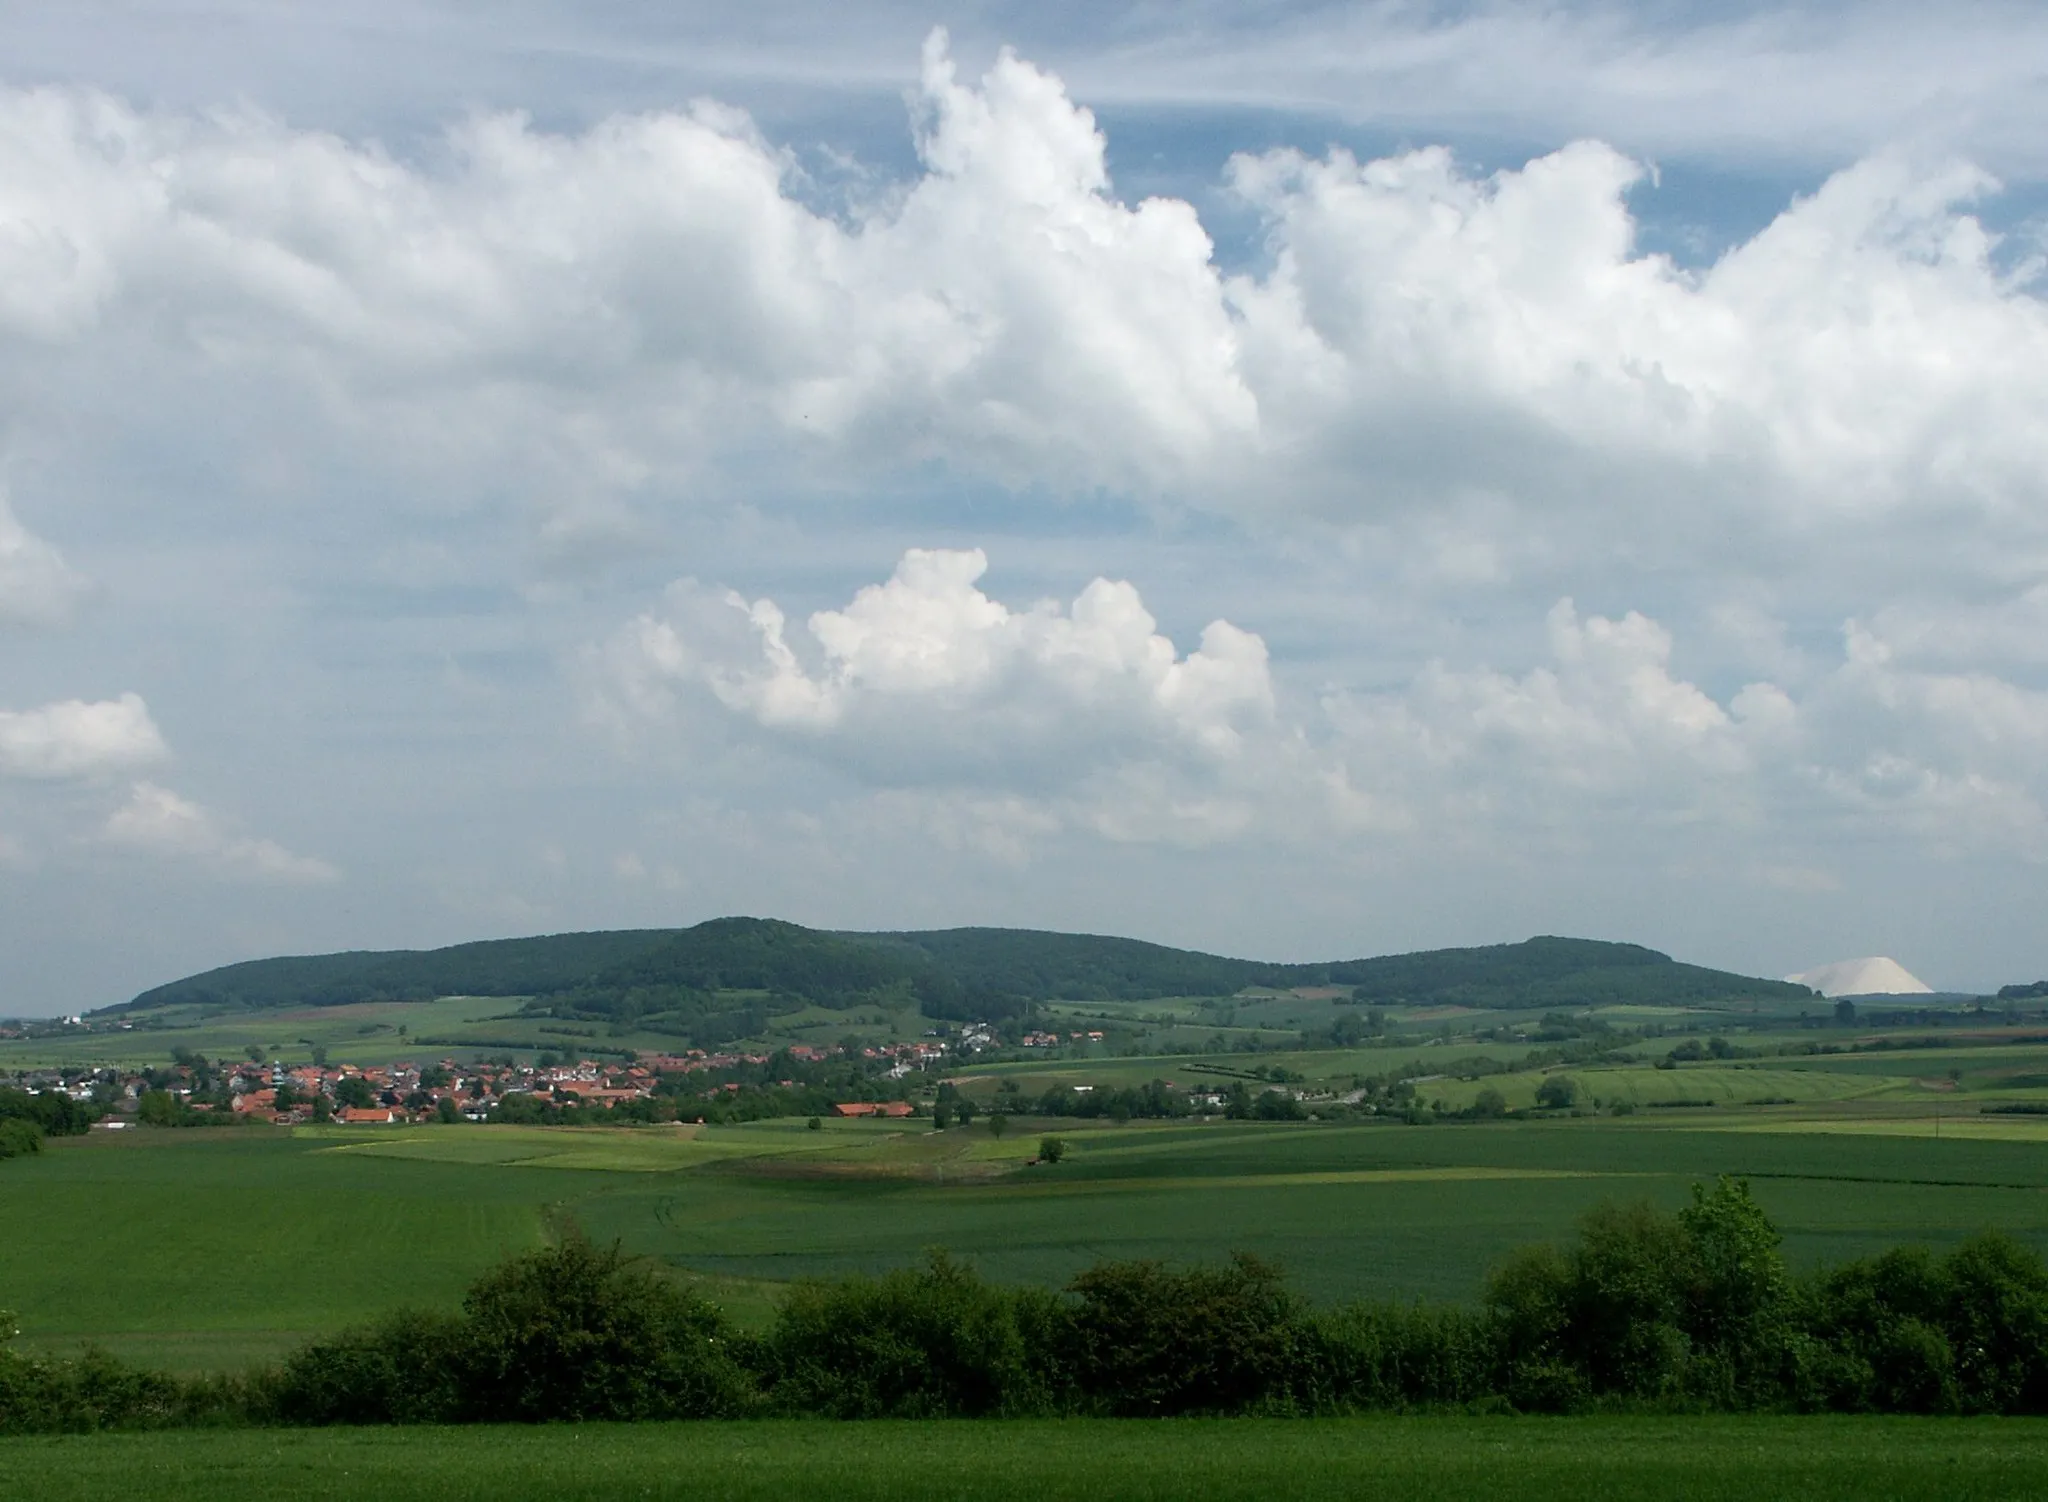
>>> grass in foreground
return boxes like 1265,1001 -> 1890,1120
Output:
4,1418 -> 2047,1502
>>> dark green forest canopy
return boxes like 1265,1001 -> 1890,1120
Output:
109,919 -> 1811,1021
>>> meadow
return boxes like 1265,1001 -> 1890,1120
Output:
5,1418 -> 2048,1501
11,1104 -> 2048,1367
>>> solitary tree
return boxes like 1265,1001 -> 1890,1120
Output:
1039,1136 -> 1068,1164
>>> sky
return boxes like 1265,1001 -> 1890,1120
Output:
3,1 -> 2048,1012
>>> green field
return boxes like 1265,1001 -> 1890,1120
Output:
0,991 -> 934,1071
4,1418 -> 2047,1502
13,1107 -> 2048,1370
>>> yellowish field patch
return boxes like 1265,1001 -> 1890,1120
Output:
307,1123 -> 735,1173
301,1120 -> 931,1173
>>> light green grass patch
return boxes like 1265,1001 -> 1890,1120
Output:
307,1122 -> 890,1173
1426,1065 -> 1903,1112
983,1164 -> 1622,1198
1715,1114 -> 2048,1142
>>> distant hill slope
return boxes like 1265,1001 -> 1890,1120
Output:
116,930 -> 683,1014
111,919 -> 1811,1023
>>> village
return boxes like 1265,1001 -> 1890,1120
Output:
3,1037 -> 965,1128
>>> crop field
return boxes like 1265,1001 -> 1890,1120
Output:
12,1104 -> 2048,1370
0,992 -> 934,1072
4,1418 -> 2048,1502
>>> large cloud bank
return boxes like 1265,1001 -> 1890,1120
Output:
1,31 -> 2044,549
2,28 -> 2047,999
602,547 -> 2048,868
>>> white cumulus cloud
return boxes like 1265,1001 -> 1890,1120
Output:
0,33 -> 2040,570
604,549 -> 2048,867
0,497 -> 88,627
605,546 -> 1276,792
101,781 -> 338,883
0,693 -> 166,779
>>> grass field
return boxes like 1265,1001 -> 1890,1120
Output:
0,993 -> 941,1072
4,1418 -> 2047,1502
13,1108 -> 2048,1369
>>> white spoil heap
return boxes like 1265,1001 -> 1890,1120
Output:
1784,957 -> 1933,997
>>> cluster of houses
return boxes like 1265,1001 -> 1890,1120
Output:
9,1033 -> 976,1128
8,1056 -> 667,1127
1021,1029 -> 1106,1048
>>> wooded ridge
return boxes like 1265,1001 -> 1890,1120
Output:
111,919 -> 1813,1022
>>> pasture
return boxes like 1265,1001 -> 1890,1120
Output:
11,1105 -> 2048,1370
4,1418 -> 2047,1502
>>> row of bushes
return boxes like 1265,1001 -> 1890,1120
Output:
0,1086 -> 91,1139
7,1179 -> 2048,1429
0,1087 -> 93,1162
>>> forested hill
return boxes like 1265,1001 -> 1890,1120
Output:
112,919 -> 1811,1022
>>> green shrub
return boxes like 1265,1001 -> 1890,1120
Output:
269,1309 -> 467,1425
0,1318 -> 249,1434
0,1119 -> 41,1161
456,1236 -> 756,1421
1065,1254 -> 1302,1415
766,1252 -> 1056,1417
1299,1300 -> 1493,1412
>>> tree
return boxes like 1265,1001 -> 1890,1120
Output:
932,1103 -> 952,1130
333,1076 -> 375,1110
0,1119 -> 42,1160
311,1094 -> 333,1123
1038,1136 -> 1067,1164
272,1081 -> 300,1111
453,1235 -> 752,1421
310,1044 -> 328,1067
436,1097 -> 460,1125
806,1116 -> 822,1131
1471,1087 -> 1509,1119
987,1112 -> 1007,1138
1835,997 -> 1858,1026
1678,1175 -> 1788,1357
136,1090 -> 187,1127
245,1044 -> 266,1063
1536,1075 -> 1580,1110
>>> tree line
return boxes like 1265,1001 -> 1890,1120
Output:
6,1178 -> 2048,1430
0,1087 -> 90,1162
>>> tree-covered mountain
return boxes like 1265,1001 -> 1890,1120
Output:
111,919 -> 1812,1032
116,930 -> 685,1014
